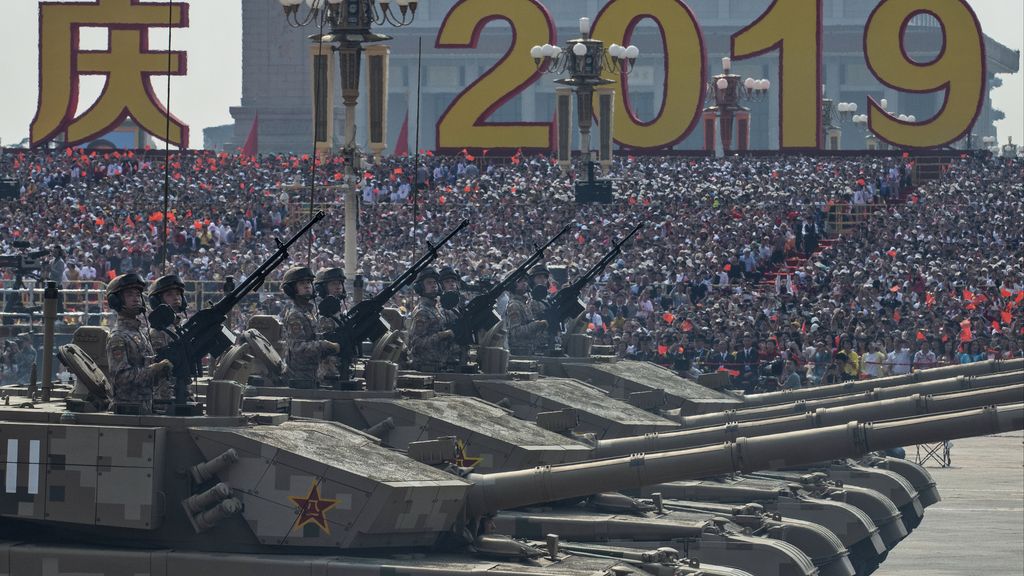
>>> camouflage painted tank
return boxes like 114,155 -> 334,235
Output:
1,371 -> 1018,576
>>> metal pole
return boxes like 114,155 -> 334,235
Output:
412,36 -> 423,238
41,281 -> 58,402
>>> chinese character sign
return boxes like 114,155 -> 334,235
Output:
31,0 -> 190,148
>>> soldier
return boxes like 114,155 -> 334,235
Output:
147,274 -> 190,402
314,267 -> 351,383
406,268 -> 455,372
505,274 -> 547,356
280,266 -> 340,388
526,264 -> 554,356
104,273 -> 172,414
147,274 -> 189,352
438,266 -> 468,371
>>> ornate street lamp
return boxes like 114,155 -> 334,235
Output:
276,0 -> 418,291
702,57 -> 769,154
532,17 -> 639,174
821,87 -> 857,150
850,99 -> 913,151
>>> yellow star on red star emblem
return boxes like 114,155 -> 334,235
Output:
454,439 -> 481,468
288,481 -> 339,534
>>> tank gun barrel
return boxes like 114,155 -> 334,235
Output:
465,403 -> 1023,517
676,372 -> 1023,429
592,384 -> 1023,457
740,359 -> 1022,407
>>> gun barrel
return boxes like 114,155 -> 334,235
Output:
592,383 -> 1023,457
678,372 -> 1023,428
466,403 -> 1023,517
740,359 -> 1023,407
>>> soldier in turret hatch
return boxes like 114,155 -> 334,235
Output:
437,265 -> 468,370
105,273 -> 173,414
407,267 -> 455,372
147,274 -> 190,402
314,267 -> 351,383
505,273 -> 547,356
279,266 -> 340,389
526,264 -> 554,356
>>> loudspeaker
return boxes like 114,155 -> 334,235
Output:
0,179 -> 18,200
574,179 -> 614,203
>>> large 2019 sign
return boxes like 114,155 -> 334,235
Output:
433,0 -> 986,151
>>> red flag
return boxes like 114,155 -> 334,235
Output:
393,111 -> 409,157
886,249 -> 897,257
241,114 -> 259,158
465,154 -> 475,162
681,320 -> 694,332
1001,310 -> 1012,325
916,331 -> 926,341
962,289 -> 974,302
1001,288 -> 1013,298
1016,292 -> 1024,304
723,264 -> 732,272
925,292 -> 936,307
893,309 -> 901,322
960,319 -> 973,342
992,320 -> 1001,332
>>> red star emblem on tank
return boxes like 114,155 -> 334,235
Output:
288,481 -> 339,534
454,439 -> 481,468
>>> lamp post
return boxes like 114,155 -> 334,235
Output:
850,99 -> 914,151
531,17 -> 638,175
276,0 -> 418,291
702,57 -> 769,155
821,87 -> 857,150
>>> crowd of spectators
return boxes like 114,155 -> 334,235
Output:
1,146 -> 1021,390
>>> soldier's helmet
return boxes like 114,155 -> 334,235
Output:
438,266 -> 460,284
106,273 -> 147,311
528,264 -> 549,278
315,267 -> 346,286
148,274 -> 187,311
106,273 -> 147,299
150,274 -> 185,296
281,266 -> 316,298
414,267 -> 440,296
527,264 -> 550,287
314,267 -> 347,299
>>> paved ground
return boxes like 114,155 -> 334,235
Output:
879,432 -> 1024,575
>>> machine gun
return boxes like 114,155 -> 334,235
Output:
151,211 -> 324,412
543,223 -> 642,335
320,219 -> 469,367
0,241 -> 49,289
451,224 -> 571,346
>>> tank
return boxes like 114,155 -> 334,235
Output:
265,379 -> 1020,575
1,377 -> 1018,575
431,368 -> 1020,548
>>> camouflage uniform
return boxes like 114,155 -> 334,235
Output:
281,301 -> 335,388
408,296 -> 452,372
527,297 -> 554,356
506,293 -> 545,356
106,316 -> 162,414
317,312 -> 352,382
148,310 -> 187,401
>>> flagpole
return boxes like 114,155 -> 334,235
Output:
412,36 -> 423,238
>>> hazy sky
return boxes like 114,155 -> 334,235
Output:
1,0 -> 1020,149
